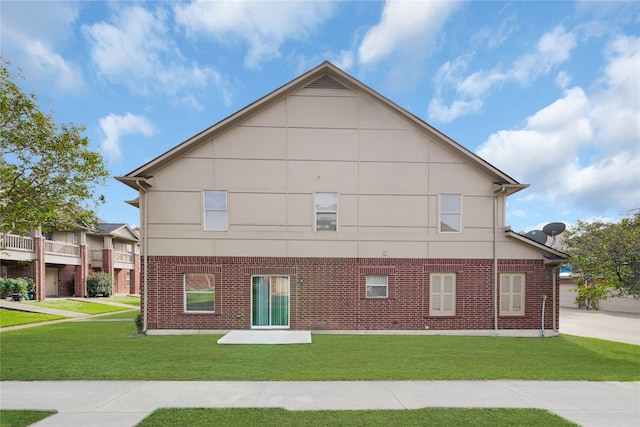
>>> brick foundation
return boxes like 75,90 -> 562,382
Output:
144,256 -> 557,331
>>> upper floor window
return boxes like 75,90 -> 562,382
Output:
439,194 -> 461,233
204,191 -> 227,231
315,192 -> 337,231
366,275 -> 388,298
500,273 -> 525,316
72,233 -> 78,245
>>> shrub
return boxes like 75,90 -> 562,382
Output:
87,272 -> 112,297
135,314 -> 143,332
0,277 -> 34,300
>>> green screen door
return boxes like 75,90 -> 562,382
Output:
252,276 -> 289,328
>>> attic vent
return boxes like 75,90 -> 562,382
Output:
305,75 -> 347,90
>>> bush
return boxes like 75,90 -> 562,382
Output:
87,272 -> 112,297
0,277 -> 35,300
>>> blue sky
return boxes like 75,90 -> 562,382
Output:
2,0 -> 639,233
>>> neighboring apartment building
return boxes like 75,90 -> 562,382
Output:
117,62 -> 567,334
1,220 -> 140,299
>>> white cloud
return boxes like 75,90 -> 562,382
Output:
478,34 -> 640,217
429,26 -> 577,123
83,5 -> 222,101
427,97 -> 483,123
174,0 -> 334,69
0,1 -> 84,93
99,113 -> 157,158
357,0 -> 459,65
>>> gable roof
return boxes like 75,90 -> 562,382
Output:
92,220 -> 139,241
116,61 -> 528,195
505,228 -> 569,264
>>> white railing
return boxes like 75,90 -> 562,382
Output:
114,251 -> 134,263
44,240 -> 80,256
1,234 -> 34,251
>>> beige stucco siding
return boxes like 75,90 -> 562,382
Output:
143,87 -> 535,260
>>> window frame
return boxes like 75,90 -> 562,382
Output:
125,272 -> 131,288
315,192 -> 338,232
203,190 -> 228,231
500,273 -> 525,316
429,273 -> 456,316
184,273 -> 216,313
365,274 -> 388,298
438,194 -> 462,233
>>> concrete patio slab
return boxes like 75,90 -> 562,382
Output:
217,330 -> 311,344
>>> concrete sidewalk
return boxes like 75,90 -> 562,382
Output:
1,380 -> 638,427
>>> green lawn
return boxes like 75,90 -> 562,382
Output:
0,309 -> 67,328
22,299 -> 131,315
94,309 -> 139,320
105,296 -> 141,306
0,410 -> 56,427
138,408 -> 577,427
1,321 -> 638,381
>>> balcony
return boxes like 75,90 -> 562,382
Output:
44,240 -> 81,265
1,234 -> 34,261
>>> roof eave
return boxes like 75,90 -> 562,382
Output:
505,229 -> 570,261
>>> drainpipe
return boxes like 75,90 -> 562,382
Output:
135,180 -> 149,333
552,266 -> 559,332
541,295 -> 547,337
494,186 -> 507,331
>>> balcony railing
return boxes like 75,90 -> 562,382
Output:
44,240 -> 80,257
1,234 -> 34,251
114,251 -> 134,263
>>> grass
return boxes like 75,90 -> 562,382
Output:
22,299 -> 131,315
94,309 -> 139,320
105,296 -> 140,306
0,410 -> 57,427
138,408 -> 577,427
1,321 -> 638,381
0,309 -> 67,328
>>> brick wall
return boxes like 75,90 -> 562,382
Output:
143,256 -> 557,331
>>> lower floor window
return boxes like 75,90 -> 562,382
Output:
366,275 -> 388,298
500,273 -> 525,315
430,273 -> 456,315
184,273 -> 215,312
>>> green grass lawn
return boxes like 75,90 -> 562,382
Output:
104,296 -> 140,306
0,410 -> 57,427
138,407 -> 577,427
22,299 -> 131,315
94,309 -> 139,320
1,321 -> 638,381
0,309 -> 67,328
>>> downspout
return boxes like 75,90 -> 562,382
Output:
494,186 -> 507,331
552,266 -> 559,332
135,180 -> 149,333
541,295 -> 547,337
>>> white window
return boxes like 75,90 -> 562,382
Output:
366,275 -> 388,298
500,273 -> 525,315
439,194 -> 461,233
184,273 -> 215,312
125,272 -> 131,288
430,273 -> 456,316
315,192 -> 338,231
72,233 -> 78,245
204,191 -> 227,231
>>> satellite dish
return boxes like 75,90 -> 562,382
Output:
525,230 -> 548,245
543,222 -> 566,237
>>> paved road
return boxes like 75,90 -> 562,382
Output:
1,380 -> 639,427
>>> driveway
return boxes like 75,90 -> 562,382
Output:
560,307 -> 640,345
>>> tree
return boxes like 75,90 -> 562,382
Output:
0,59 -> 109,236
565,211 -> 640,308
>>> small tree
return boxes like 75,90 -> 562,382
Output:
565,211 -> 640,307
87,272 -> 113,297
1,58 -> 109,236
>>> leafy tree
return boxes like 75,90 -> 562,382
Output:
565,211 -> 640,308
0,58 -> 109,236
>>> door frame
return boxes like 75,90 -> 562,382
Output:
250,275 -> 290,329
